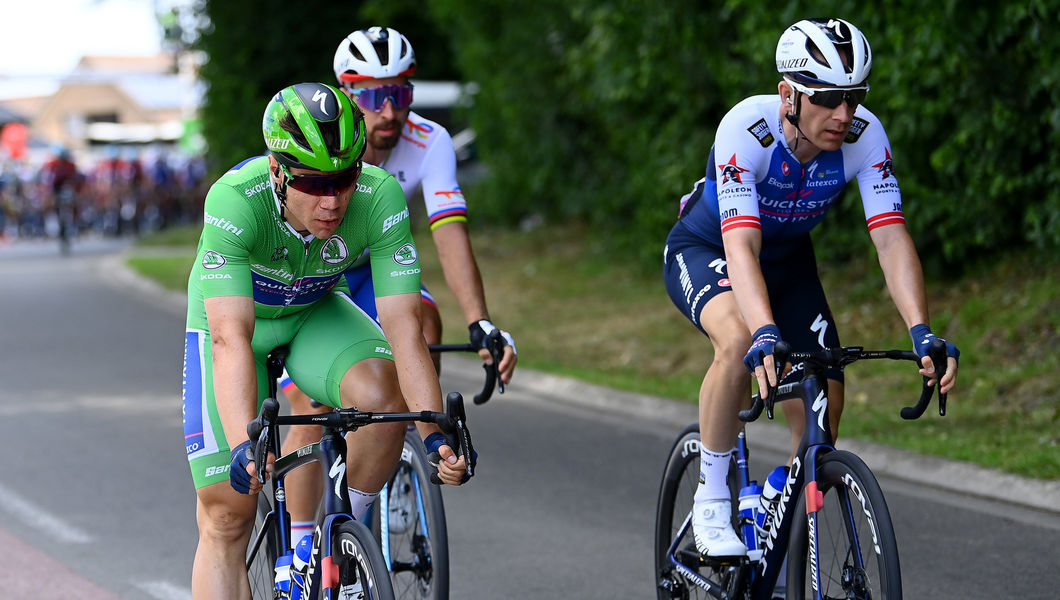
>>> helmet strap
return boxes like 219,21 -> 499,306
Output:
272,169 -> 290,221
784,90 -> 809,153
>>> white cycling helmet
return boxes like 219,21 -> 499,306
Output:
333,26 -> 417,85
775,18 -> 872,86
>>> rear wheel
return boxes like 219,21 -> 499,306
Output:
331,520 -> 395,599
374,431 -> 449,599
787,450 -> 902,599
247,492 -> 281,600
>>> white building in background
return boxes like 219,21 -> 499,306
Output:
0,52 -> 204,159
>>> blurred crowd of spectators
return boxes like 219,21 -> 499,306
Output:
0,144 -> 208,246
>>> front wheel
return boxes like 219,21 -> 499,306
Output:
654,425 -> 743,600
787,450 -> 902,599
374,431 -> 449,599
329,520 -> 395,599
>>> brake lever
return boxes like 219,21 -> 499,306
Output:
900,339 -> 948,420
445,392 -> 475,480
247,397 -> 280,483
473,330 -> 505,405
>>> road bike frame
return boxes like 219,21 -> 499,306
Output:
662,341 -> 947,599
246,346 -> 475,599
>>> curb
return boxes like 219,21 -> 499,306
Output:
469,359 -> 1060,519
108,247 -> 1060,519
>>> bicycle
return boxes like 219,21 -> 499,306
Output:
245,345 -> 477,600
373,330 -> 506,600
655,339 -> 949,600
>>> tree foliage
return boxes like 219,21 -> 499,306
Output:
195,1 -> 1060,271
193,0 -> 458,175
427,0 -> 1060,271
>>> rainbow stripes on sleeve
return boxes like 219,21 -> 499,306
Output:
427,189 -> 468,231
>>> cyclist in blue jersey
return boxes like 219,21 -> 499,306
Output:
662,18 -> 961,559
182,82 -> 471,598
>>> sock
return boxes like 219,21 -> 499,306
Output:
695,448 -> 733,502
290,521 -> 314,544
348,487 -> 379,521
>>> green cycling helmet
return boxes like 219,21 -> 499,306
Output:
262,82 -> 366,171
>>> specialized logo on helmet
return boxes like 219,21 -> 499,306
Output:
321,236 -> 349,264
312,90 -> 330,116
393,243 -> 418,266
718,154 -> 749,184
777,58 -> 808,70
266,137 -> 291,150
826,19 -> 850,40
202,251 -> 226,270
297,84 -> 339,122
872,148 -> 894,180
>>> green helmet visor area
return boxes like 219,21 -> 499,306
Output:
262,82 -> 366,172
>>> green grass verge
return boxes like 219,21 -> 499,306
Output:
129,221 -> 1060,479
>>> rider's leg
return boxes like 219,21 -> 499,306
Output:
191,481 -> 258,599
693,291 -> 754,556
339,357 -> 408,518
698,291 -> 753,457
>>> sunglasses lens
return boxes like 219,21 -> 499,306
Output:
352,84 -> 414,112
288,168 -> 358,195
807,88 -> 867,109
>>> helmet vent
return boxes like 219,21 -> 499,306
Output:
348,41 -> 366,63
373,40 -> 390,66
279,111 -> 312,153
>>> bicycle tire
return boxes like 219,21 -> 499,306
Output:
330,520 -> 396,599
247,492 -> 282,600
654,425 -> 744,600
374,431 -> 450,600
787,450 -> 902,600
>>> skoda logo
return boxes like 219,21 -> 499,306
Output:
321,236 -> 349,264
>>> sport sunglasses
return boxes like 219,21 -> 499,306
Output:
344,83 -> 415,112
279,161 -> 361,195
786,77 -> 870,109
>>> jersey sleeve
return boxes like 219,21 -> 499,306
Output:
191,183 -> 256,299
713,109 -> 767,235
418,126 -> 468,231
367,175 -> 422,297
850,113 -> 906,231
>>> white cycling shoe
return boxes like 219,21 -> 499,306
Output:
692,498 -> 747,557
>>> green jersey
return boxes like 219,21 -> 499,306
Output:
185,156 -> 420,330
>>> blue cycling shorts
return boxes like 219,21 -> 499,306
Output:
663,221 -> 843,383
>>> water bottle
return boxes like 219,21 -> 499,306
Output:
757,465 -> 789,540
738,482 -> 764,561
289,533 -> 313,600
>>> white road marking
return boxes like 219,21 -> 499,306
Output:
0,482 -> 92,544
136,580 -> 193,600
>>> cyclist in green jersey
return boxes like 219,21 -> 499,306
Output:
280,25 -> 519,545
182,82 -> 470,598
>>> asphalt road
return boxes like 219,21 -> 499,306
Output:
1,238 -> 1057,599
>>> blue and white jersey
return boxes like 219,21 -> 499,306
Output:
678,95 -> 904,258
